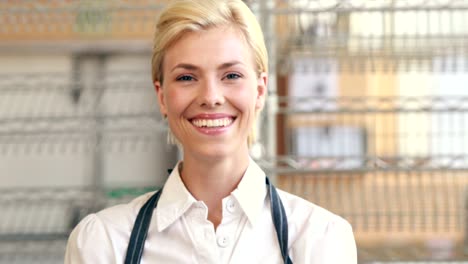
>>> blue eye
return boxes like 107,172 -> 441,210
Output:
177,75 -> 194,81
226,73 -> 241,80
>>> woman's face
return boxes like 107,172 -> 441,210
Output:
155,26 -> 267,161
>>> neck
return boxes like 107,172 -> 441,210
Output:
180,152 -> 250,229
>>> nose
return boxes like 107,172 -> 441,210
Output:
198,79 -> 224,108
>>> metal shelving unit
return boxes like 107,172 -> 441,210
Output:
0,71 -> 170,262
253,1 -> 468,263
261,97 -> 468,262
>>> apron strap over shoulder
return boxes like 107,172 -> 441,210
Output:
124,190 -> 162,264
266,177 -> 293,264
124,177 -> 293,264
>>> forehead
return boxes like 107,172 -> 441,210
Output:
163,26 -> 255,70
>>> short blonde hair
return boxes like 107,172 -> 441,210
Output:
152,0 -> 268,146
152,0 -> 268,83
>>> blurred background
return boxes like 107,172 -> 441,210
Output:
1,0 -> 468,263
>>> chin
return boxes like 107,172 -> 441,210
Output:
198,148 -> 231,160
185,142 -> 246,161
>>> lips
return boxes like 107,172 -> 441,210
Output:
189,114 -> 236,129
191,117 -> 234,128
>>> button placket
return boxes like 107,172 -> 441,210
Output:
216,235 -> 230,248
226,198 -> 237,214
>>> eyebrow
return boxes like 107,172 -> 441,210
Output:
170,63 -> 198,72
170,61 -> 245,73
218,61 -> 244,70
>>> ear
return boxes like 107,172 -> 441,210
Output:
255,72 -> 268,110
155,81 -> 167,117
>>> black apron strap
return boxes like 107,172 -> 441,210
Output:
124,190 -> 162,264
266,177 -> 293,264
125,177 -> 293,264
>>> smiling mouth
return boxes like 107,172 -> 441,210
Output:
190,117 -> 235,128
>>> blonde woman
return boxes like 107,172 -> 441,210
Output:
65,0 -> 357,263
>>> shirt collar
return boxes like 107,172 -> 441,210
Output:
156,161 -> 197,232
231,158 -> 267,226
155,158 -> 267,231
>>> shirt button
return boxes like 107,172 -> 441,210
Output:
226,198 -> 237,213
217,235 -> 230,248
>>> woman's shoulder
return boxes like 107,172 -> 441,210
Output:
276,188 -> 353,234
276,189 -> 357,262
65,191 -> 158,263
94,191 -> 158,230
68,191 -> 158,241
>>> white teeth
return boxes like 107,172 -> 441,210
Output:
192,117 -> 233,128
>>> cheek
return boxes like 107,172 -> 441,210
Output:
164,88 -> 190,115
227,87 -> 258,123
236,86 -> 258,111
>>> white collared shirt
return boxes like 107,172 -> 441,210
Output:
65,159 -> 357,263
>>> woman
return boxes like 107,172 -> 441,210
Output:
65,0 -> 357,263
